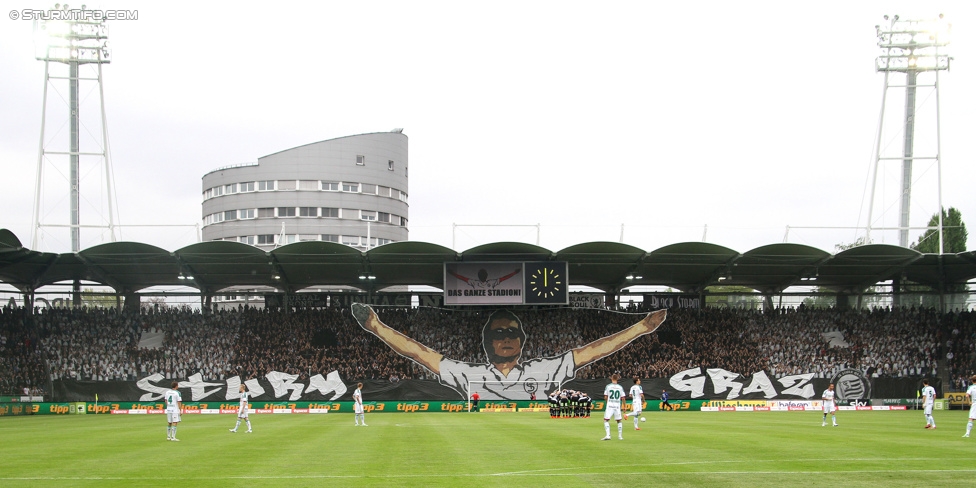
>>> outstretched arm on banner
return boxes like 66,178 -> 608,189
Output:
352,303 -> 444,374
572,309 -> 667,369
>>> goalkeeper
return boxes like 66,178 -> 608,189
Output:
352,303 -> 666,401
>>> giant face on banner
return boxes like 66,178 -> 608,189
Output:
351,303 -> 667,400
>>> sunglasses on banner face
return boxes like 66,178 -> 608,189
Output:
490,327 -> 522,341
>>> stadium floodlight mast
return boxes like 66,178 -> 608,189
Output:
31,3 -> 117,254
32,3 -> 116,307
866,14 -> 950,251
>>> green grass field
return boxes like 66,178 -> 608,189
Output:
1,409 -> 974,487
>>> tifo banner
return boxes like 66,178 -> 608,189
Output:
48,304 -> 941,404
265,293 -> 417,310
137,329 -> 165,349
51,373 -> 940,404
52,377 -> 462,403
564,371 -> 937,403
642,294 -> 701,309
569,294 -> 604,308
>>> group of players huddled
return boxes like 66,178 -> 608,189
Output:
548,389 -> 593,418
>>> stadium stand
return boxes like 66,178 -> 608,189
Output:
2,304 -> 975,396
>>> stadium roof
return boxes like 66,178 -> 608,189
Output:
1,228 -> 974,296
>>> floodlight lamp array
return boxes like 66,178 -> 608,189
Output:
33,4 -> 111,64
875,14 -> 950,73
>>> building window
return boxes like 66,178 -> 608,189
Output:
342,183 -> 359,193
321,234 -> 339,243
213,213 -> 224,223
377,238 -> 392,246
224,210 -> 237,221
258,180 -> 275,191
299,234 -> 319,242
278,180 -> 297,191
356,155 -> 365,166
204,188 -> 213,200
361,210 -> 376,221
258,207 -> 274,218
398,190 -> 408,202
225,183 -> 237,194
361,183 -> 376,194
321,207 -> 339,218
299,180 -> 318,191
378,212 -> 391,223
322,181 -> 339,191
239,209 -> 255,219
377,186 -> 391,197
388,160 -> 394,171
213,186 -> 224,197
239,236 -> 254,245
341,235 -> 361,246
240,182 -> 255,192
299,207 -> 317,217
278,207 -> 296,217
257,235 -> 275,245
283,235 -> 297,244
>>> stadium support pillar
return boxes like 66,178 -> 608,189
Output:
891,277 -> 903,309
605,292 -> 616,309
123,292 -> 140,314
26,290 -> 36,314
836,293 -> 851,309
203,294 -> 212,315
763,295 -> 773,310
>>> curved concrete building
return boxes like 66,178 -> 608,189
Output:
201,131 -> 408,250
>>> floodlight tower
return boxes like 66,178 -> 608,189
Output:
31,4 -> 117,254
866,14 -> 950,250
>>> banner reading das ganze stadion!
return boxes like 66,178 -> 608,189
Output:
444,262 -> 568,305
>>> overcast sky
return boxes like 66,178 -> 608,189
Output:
1,0 -> 973,256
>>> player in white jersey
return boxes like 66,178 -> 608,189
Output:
353,383 -> 367,426
963,375 -> 976,437
164,381 -> 182,441
821,383 -> 838,427
921,378 -> 936,429
602,374 -> 626,440
628,377 -> 644,431
230,384 -> 252,433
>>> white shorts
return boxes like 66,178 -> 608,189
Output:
969,404 -> 976,420
238,406 -> 249,419
354,403 -> 364,414
822,402 -> 835,414
604,404 -> 622,421
631,402 -> 642,415
923,403 -> 933,416
166,411 -> 181,423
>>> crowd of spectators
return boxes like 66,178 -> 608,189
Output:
0,307 -> 47,396
2,302 -> 976,396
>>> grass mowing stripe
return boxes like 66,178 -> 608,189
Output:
1,409 -> 973,487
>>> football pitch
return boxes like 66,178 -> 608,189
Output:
1,409 -> 974,487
